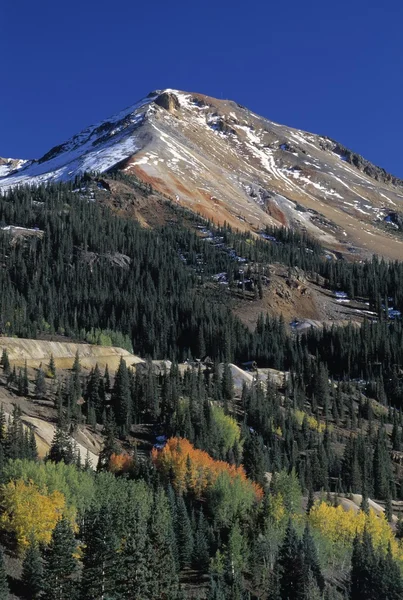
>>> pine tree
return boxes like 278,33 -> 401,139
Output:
103,365 -> 110,393
221,363 -> 234,411
276,519 -> 304,600
350,529 -> 375,600
0,404 -> 6,445
22,540 -> 44,599
301,524 -> 324,592
242,432 -> 268,487
0,548 -> 9,600
148,487 -> 179,597
43,518 -> 78,600
193,509 -> 210,571
111,358 -> 131,435
0,349 -> 10,376
22,361 -> 29,396
306,486 -> 315,514
81,506 -> 119,600
34,368 -> 46,398
96,416 -> 118,470
48,353 -> 56,378
176,495 -> 194,568
47,425 -> 75,464
72,351 -> 81,374
116,526 -> 152,599
378,543 -> 403,599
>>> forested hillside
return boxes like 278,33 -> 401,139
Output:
1,179 -> 403,598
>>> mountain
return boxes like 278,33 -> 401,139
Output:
0,157 -> 28,177
2,89 -> 403,258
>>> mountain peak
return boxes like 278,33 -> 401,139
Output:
1,90 -> 403,259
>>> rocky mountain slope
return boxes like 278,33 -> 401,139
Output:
2,89 -> 403,258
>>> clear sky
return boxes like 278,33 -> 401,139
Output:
2,0 -> 402,177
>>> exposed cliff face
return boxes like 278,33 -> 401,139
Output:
1,89 -> 403,258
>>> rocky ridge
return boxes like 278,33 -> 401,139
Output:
2,89 -> 403,258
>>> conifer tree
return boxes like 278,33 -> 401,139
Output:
22,540 -> 43,599
0,404 -> 6,445
221,363 -> 234,411
193,509 -> 210,571
148,487 -> 179,597
48,425 -> 75,464
276,520 -> 304,600
0,548 -> 9,600
22,361 -> 29,396
48,353 -> 56,378
242,432 -> 268,487
81,506 -> 119,600
111,357 -> 131,435
0,349 -> 10,376
43,518 -> 78,600
116,524 -> 152,599
34,368 -> 46,398
103,364 -> 110,393
301,524 -> 324,592
350,529 -> 375,600
176,495 -> 194,568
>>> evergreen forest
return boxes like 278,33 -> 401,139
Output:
0,178 -> 403,598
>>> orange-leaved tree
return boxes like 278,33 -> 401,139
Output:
151,437 -> 263,502
108,452 -> 134,474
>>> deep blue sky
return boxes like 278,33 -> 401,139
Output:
2,0 -> 402,177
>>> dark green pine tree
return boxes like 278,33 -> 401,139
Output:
96,416 -> 118,471
208,575 -> 227,600
221,363 -> 234,412
242,432 -> 268,487
373,429 -> 391,500
111,357 -> 131,436
48,354 -> 56,378
0,349 -> 10,376
350,529 -> 375,600
81,505 -> 119,600
376,543 -> 403,600
0,548 -> 9,600
116,525 -> 152,599
176,495 -> 194,569
306,486 -> 315,515
148,487 -> 179,598
103,364 -> 110,393
5,405 -> 24,460
276,519 -> 304,600
0,404 -> 6,444
43,518 -> 78,600
22,541 -> 44,599
34,368 -> 46,398
85,364 -> 103,423
192,509 -> 210,571
47,425 -> 75,464
301,524 -> 324,592
72,350 -> 81,374
22,361 -> 29,396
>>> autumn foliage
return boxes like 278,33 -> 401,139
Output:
309,501 -> 403,562
152,437 -> 263,501
108,452 -> 134,474
0,479 -> 66,552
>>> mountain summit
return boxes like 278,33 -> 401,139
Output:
2,89 -> 403,258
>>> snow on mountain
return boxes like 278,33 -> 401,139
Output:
2,89 -> 403,259
0,93 -> 158,190
0,157 -> 29,178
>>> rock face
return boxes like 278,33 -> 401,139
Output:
154,91 -> 180,112
1,89 -> 403,259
